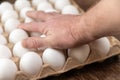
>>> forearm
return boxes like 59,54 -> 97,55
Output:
81,0 -> 120,39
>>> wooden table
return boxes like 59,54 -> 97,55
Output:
1,0 -> 120,80
41,1 -> 120,80
41,56 -> 120,80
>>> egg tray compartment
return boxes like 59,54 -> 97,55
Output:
13,36 -> 120,80
1,30 -> 120,80
1,0 -> 120,80
15,1 -> 120,80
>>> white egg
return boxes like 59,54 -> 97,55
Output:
0,44 -> 12,59
13,41 -> 30,58
0,1 -> 13,16
55,0 -> 71,10
37,1 -> 53,11
20,52 -> 43,75
49,0 -> 58,4
1,10 -> 18,24
68,45 -> 90,63
20,7 -> 34,19
62,5 -> 80,15
32,0 -> 47,8
24,17 -> 34,23
4,18 -> 20,33
0,58 -> 17,80
0,34 -> 7,45
14,0 -> 31,12
42,48 -> 66,70
9,29 -> 29,44
90,37 -> 110,56
40,34 -> 46,38
0,26 -> 3,34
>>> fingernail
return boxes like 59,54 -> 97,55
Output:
26,11 -> 34,15
27,11 -> 33,13
26,11 -> 31,15
22,39 -> 29,48
18,24 -> 23,28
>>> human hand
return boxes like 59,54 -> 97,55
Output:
19,0 -> 120,49
19,11 -> 94,49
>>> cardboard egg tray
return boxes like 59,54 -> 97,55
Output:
14,37 -> 120,80
0,0 -> 120,80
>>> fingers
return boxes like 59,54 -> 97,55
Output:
27,11 -> 44,18
27,11 -> 45,21
19,22 -> 45,33
22,37 -> 49,49
27,11 -> 59,21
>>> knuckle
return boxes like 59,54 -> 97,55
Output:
29,38 -> 40,48
36,12 -> 40,16
34,11 -> 40,18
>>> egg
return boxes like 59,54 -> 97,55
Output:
40,34 -> 46,38
1,10 -> 18,24
24,17 -> 34,23
9,29 -> 29,44
0,1 -> 13,16
49,0 -> 58,4
42,48 -> 66,70
37,1 -> 53,11
68,45 -> 90,63
20,52 -> 43,75
14,0 -> 31,12
55,0 -> 71,10
62,5 -> 80,15
0,26 -> 3,34
4,18 -> 20,33
13,41 -> 30,58
0,58 -> 17,80
0,44 -> 12,59
90,37 -> 110,56
32,0 -> 47,8
20,7 -> 34,20
0,34 -> 7,45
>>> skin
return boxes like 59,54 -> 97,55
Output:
19,0 -> 120,49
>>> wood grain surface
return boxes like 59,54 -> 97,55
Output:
40,1 -> 120,80
41,56 -> 120,80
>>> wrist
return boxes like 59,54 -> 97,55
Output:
79,15 -> 97,41
70,15 -> 96,46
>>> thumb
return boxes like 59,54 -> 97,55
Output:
22,37 -> 50,49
